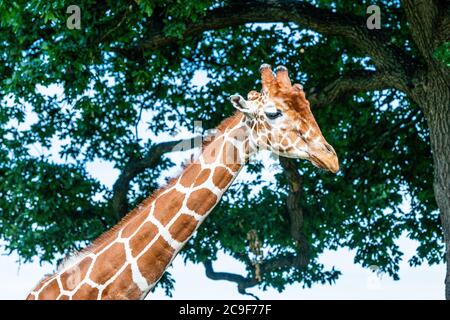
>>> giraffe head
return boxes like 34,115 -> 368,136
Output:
230,64 -> 339,173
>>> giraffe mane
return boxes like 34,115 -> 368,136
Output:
57,250 -> 91,272
200,111 -> 243,150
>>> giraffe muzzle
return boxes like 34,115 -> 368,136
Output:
308,144 -> 339,174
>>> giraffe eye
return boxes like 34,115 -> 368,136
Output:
265,109 -> 282,120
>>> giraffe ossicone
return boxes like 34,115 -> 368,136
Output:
27,64 -> 338,300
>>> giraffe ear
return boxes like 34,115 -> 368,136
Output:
230,94 -> 252,115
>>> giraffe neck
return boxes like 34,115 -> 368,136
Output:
27,112 -> 253,300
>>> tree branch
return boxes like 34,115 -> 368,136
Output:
203,252 -> 308,298
111,137 -> 198,219
279,157 -> 310,266
401,0 -> 442,60
436,4 -> 450,45
112,0 -> 412,88
203,260 -> 260,299
308,70 -> 394,107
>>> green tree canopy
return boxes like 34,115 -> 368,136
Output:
0,0 -> 448,297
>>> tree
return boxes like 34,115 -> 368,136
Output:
0,0 -> 448,298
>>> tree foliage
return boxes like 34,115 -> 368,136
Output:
0,0 -> 447,296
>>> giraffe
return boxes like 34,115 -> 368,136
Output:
26,64 -> 338,300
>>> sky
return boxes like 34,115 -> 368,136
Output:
0,69 -> 446,300
0,237 -> 445,300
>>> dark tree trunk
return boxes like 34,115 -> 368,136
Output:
428,108 -> 450,300
429,109 -> 450,300
418,72 -> 450,299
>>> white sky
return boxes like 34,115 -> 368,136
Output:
0,69 -> 446,300
0,238 -> 445,300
